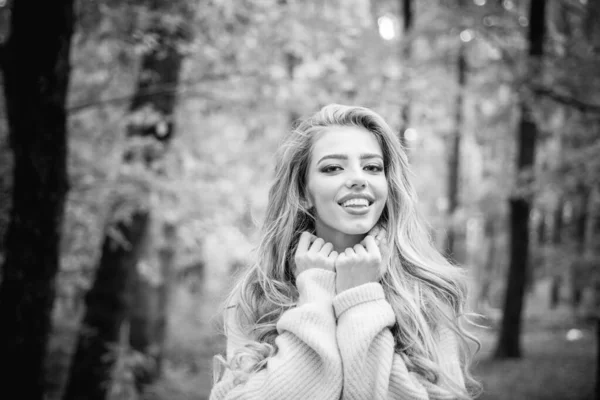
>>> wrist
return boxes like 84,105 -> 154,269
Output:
296,268 -> 336,303
333,282 -> 385,317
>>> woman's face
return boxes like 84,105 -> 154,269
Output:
305,126 -> 388,248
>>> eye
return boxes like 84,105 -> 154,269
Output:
364,164 -> 384,173
320,165 -> 342,173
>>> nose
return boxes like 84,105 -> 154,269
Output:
345,175 -> 368,189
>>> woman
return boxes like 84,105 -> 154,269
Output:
210,104 -> 480,400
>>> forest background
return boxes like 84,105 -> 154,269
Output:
0,0 -> 598,399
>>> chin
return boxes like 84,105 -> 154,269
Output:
341,222 -> 376,235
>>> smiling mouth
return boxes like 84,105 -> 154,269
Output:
339,198 -> 373,208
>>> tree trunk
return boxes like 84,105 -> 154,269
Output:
128,219 -> 178,388
0,1 -> 74,398
588,186 -> 600,400
571,186 -> 590,308
496,197 -> 531,357
284,50 -> 301,127
495,0 -> 546,359
582,4 -> 600,391
536,208 -> 547,245
64,211 -> 150,400
277,0 -> 302,127
550,197 -> 564,307
533,208 -> 547,292
478,218 -> 497,308
584,0 -> 600,51
596,317 -> 600,400
64,6 -> 189,398
552,197 -> 564,244
124,25 -> 184,388
445,0 -> 466,260
398,0 -> 413,148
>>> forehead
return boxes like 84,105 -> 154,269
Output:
311,126 -> 382,161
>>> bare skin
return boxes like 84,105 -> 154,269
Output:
294,232 -> 338,277
293,227 -> 389,294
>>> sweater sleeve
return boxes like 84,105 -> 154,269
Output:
209,268 -> 343,400
333,282 -> 464,400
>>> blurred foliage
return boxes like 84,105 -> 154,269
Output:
0,0 -> 599,398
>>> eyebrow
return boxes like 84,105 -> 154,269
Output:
317,153 -> 383,164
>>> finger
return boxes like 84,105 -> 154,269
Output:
368,225 -> 380,237
353,244 -> 367,256
344,247 -> 355,257
335,252 -> 346,270
376,227 -> 387,242
377,231 -> 389,251
296,231 -> 313,254
363,235 -> 381,256
328,250 -> 339,260
309,237 -> 325,253
319,242 -> 334,256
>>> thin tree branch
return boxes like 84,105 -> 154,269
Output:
67,73 -> 238,115
556,0 -> 587,16
68,83 -> 184,114
532,85 -> 600,114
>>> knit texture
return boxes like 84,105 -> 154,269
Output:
210,268 -> 343,400
333,282 -> 463,400
211,276 -> 465,400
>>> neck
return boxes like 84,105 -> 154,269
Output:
315,224 -> 366,252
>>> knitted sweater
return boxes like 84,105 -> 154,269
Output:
209,268 -> 465,400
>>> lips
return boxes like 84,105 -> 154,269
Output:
338,194 -> 375,217
337,193 -> 375,207
341,198 -> 370,207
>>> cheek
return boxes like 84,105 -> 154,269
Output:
306,185 -> 326,212
308,180 -> 332,204
305,176 -> 317,206
377,178 -> 389,202
305,189 -> 315,207
375,181 -> 389,216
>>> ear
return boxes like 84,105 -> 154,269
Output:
301,197 -> 313,209
301,191 -> 313,209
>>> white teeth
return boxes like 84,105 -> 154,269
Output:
341,198 -> 370,207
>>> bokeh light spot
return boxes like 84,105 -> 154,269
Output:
460,30 -> 474,43
404,128 -> 418,142
378,15 -> 396,41
519,16 -> 529,27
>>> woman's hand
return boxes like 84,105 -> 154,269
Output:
335,235 -> 381,293
294,231 -> 338,278
368,225 -> 390,276
368,225 -> 387,248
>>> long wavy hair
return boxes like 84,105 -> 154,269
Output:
218,104 -> 481,398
